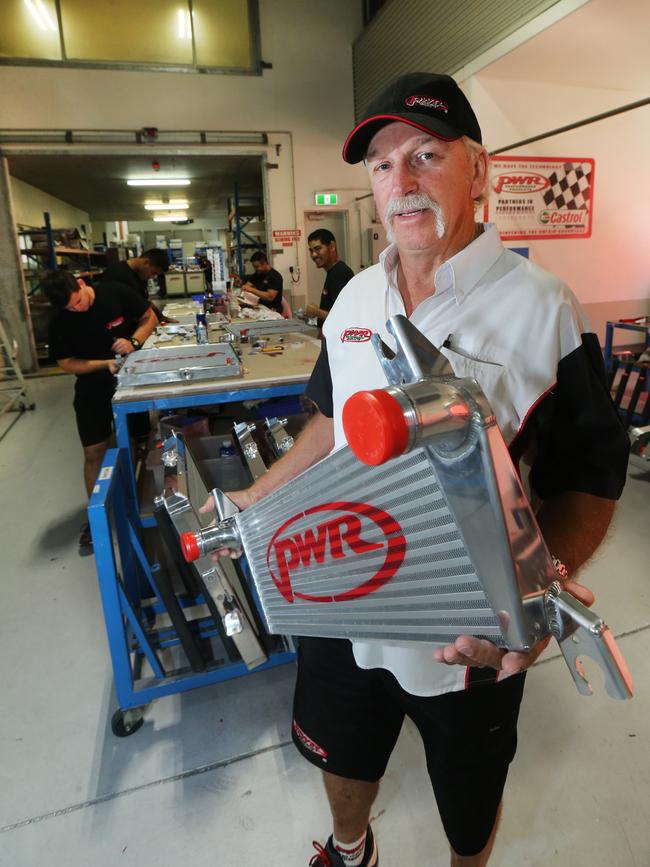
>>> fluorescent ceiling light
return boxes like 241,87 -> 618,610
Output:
127,178 -> 191,187
153,213 -> 188,222
144,201 -> 189,210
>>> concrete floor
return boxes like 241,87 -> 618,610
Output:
0,374 -> 648,867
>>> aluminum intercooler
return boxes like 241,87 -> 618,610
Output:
173,316 -> 633,700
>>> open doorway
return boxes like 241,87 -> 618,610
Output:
303,210 -> 349,308
8,149 -> 267,367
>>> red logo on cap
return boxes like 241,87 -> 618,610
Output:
405,95 -> 448,113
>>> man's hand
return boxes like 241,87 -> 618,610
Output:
107,359 -> 119,375
111,337 -> 135,356
198,489 -> 257,559
432,579 -> 595,673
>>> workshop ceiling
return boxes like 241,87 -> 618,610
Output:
8,152 -> 263,223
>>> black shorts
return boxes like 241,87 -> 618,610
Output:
292,637 -> 526,857
74,380 -> 115,447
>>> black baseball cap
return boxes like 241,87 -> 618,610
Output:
343,72 -> 482,164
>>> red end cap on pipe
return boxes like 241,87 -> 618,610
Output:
180,531 -> 200,563
342,389 -> 409,465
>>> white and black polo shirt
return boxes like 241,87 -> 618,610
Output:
304,223 -> 629,697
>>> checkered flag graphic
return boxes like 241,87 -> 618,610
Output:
542,163 -> 592,210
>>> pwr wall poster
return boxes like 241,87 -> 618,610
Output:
484,156 -> 595,240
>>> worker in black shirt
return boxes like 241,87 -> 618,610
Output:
100,248 -> 170,322
307,229 -> 354,328
196,253 -> 213,291
235,251 -> 283,313
43,270 -> 157,553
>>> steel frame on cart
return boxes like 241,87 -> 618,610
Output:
88,447 -> 295,736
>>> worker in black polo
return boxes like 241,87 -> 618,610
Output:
235,251 -> 284,313
307,228 -> 354,328
100,248 -> 170,321
43,269 -> 157,553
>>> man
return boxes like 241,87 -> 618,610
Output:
307,229 -> 354,328
100,248 -> 169,321
43,270 -> 157,552
203,73 -> 629,866
195,253 -> 213,292
235,251 -> 283,313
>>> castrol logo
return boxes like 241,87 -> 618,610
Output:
266,501 -> 406,603
341,327 -> 372,343
539,210 -> 585,225
492,173 -> 549,195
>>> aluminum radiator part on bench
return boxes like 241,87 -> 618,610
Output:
116,342 -> 241,388
176,315 -> 633,700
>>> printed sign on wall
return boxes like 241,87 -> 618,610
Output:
485,156 -> 595,240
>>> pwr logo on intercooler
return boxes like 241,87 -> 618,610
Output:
266,501 -> 406,603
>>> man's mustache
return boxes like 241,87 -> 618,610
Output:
383,194 -> 445,241
384,193 -> 441,223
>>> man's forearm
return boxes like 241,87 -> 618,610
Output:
306,303 -> 329,320
57,358 -> 113,375
242,283 -> 277,302
244,410 -> 334,504
133,307 -> 158,343
536,491 -> 616,575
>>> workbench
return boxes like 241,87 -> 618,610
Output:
112,324 -> 321,520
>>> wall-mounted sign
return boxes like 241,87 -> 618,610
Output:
315,193 -> 338,205
485,156 -> 595,240
272,229 -> 301,248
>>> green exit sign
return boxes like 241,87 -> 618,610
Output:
315,192 -> 338,205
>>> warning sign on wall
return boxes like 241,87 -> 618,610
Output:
485,156 -> 595,240
272,229 -> 301,248
272,229 -> 301,240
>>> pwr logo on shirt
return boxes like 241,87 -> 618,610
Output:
340,327 -> 372,343
106,316 -> 125,330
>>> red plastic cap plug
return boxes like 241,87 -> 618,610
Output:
342,389 -> 409,465
180,531 -> 200,563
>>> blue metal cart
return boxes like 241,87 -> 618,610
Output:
88,447 -> 295,736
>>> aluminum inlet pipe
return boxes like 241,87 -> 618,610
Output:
180,521 -> 241,562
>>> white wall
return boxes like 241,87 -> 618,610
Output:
11,176 -> 90,232
0,1 -> 369,308
470,75 -> 650,340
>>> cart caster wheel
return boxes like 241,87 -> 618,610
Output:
111,708 -> 144,737
18,402 -> 36,411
